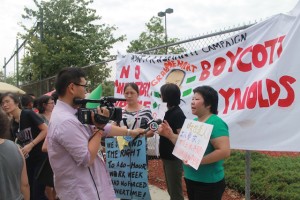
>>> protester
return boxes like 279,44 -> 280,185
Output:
47,67 -> 145,200
21,94 -> 39,113
21,94 -> 35,110
159,83 -> 186,200
119,82 -> 154,200
121,82 -> 153,134
51,91 -> 59,104
158,85 -> 230,200
0,108 -> 30,200
36,95 -> 56,200
0,92 -> 48,200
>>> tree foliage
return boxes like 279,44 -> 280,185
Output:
20,0 -> 125,85
127,16 -> 185,54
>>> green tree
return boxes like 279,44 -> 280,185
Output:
0,71 -> 4,82
19,0 -> 125,85
102,80 -> 114,96
127,16 -> 185,54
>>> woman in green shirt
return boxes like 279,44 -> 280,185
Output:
158,85 -> 230,200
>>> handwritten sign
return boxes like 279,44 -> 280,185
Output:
173,119 -> 213,170
105,137 -> 151,199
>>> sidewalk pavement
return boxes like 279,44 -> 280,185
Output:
148,185 -> 170,200
149,185 -> 188,200
116,185 -> 188,200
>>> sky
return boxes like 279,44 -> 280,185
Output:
0,0 -> 299,77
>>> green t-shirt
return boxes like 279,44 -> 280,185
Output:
183,114 -> 229,183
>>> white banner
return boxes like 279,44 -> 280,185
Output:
114,3 -> 300,151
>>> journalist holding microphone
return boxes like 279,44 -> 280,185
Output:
47,67 -> 145,200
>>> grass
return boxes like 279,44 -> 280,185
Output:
224,151 -> 300,200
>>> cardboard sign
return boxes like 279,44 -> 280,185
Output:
173,119 -> 213,170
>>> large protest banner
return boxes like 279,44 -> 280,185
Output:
105,138 -> 151,199
114,3 -> 300,151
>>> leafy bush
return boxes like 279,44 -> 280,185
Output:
224,151 -> 300,200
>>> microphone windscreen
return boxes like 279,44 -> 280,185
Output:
156,119 -> 163,125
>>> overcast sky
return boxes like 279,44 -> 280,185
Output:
1,0 -> 298,76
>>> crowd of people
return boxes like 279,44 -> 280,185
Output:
0,67 -> 230,200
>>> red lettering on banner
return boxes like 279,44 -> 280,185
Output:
115,81 -> 151,97
199,60 -> 211,81
219,75 -> 296,114
278,75 -> 296,107
135,65 -> 140,79
151,59 -> 198,86
213,57 -> 226,76
115,80 -> 125,94
266,79 -> 280,106
227,47 -> 243,72
120,66 -> 130,78
199,35 -> 286,81
115,100 -> 151,108
237,46 -> 252,72
136,82 -> 151,97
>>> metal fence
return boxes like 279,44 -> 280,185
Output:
8,23 -> 300,200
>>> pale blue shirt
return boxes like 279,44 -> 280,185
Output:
47,100 -> 115,200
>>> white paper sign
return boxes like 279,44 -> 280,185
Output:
172,119 -> 213,170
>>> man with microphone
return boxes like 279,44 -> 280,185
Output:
47,67 -> 145,200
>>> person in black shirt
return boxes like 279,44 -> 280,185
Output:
159,83 -> 186,200
1,92 -> 48,200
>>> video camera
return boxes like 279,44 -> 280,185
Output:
74,96 -> 126,125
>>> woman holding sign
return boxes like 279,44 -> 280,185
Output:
119,82 -> 154,200
158,85 -> 230,200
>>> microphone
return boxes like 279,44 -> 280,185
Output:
131,119 -> 162,142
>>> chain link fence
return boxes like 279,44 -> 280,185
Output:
13,23 -> 300,200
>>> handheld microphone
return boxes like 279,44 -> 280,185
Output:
131,119 -> 162,142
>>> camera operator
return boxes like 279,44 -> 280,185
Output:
47,67 -> 145,200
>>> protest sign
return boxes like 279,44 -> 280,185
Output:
105,137 -> 150,199
173,119 -> 213,169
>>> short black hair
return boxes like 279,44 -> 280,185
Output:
28,93 -> 35,98
193,85 -> 218,114
124,82 -> 139,94
36,95 -> 54,113
0,92 -> 20,106
55,67 -> 86,96
21,94 -> 34,108
160,83 -> 181,107
51,91 -> 59,104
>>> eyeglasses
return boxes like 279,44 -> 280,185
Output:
73,82 -> 88,88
